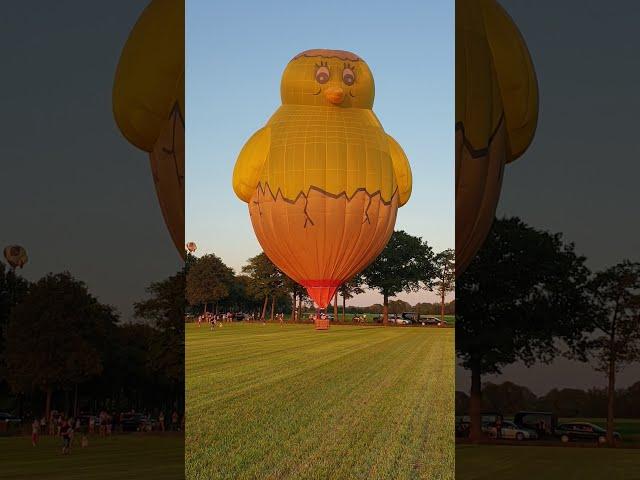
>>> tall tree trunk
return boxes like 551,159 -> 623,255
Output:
342,293 -> 346,322
297,296 -> 302,322
469,362 -> 483,442
74,384 -> 79,418
607,331 -> 617,446
440,287 -> 446,323
45,387 -> 52,421
270,296 -> 275,321
383,293 -> 389,326
261,295 -> 269,321
292,292 -> 296,322
333,291 -> 338,323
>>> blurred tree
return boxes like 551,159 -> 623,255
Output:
0,264 -> 30,379
135,271 -> 185,388
481,381 -> 537,414
434,249 -> 455,322
4,273 -> 117,419
457,218 -> 593,441
586,261 -> 640,445
338,276 -> 364,322
242,253 -> 286,321
186,254 -> 234,314
361,231 -> 437,325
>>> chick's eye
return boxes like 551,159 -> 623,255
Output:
315,66 -> 330,84
342,68 -> 355,86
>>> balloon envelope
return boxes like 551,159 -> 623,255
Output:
4,245 -> 28,269
456,0 -> 538,275
113,0 -> 185,257
233,49 -> 412,308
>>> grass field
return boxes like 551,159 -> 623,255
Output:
456,444 -> 640,479
0,434 -> 183,479
186,323 -> 454,479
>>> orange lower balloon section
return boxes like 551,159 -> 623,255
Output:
301,282 -> 340,309
249,184 -> 398,308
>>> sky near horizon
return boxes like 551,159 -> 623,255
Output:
186,0 -> 454,305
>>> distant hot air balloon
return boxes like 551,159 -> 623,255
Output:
3,245 -> 28,269
113,0 -> 184,258
456,0 -> 538,275
185,242 -> 197,253
233,49 -> 412,314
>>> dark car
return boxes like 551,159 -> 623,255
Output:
233,312 -> 246,320
514,411 -> 558,438
556,422 -> 621,444
420,316 -> 443,326
121,413 -> 151,432
372,314 -> 400,323
0,412 -> 21,424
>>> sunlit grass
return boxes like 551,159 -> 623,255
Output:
186,323 -> 454,479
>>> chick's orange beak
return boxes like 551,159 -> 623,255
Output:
324,86 -> 345,105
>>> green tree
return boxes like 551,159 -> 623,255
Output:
434,249 -> 455,323
361,231 -> 437,325
457,218 -> 593,441
338,276 -> 364,322
186,254 -> 234,314
134,271 -> 185,386
4,272 -> 117,418
586,261 -> 640,445
242,253 -> 286,321
0,263 -> 30,372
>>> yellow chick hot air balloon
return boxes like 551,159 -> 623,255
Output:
233,49 -> 412,309
113,0 -> 184,257
456,0 -> 538,275
3,245 -> 28,269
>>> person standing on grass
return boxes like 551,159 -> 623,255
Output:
40,416 -> 46,436
171,410 -> 178,431
60,419 -> 73,455
31,418 -> 40,446
159,411 -> 165,432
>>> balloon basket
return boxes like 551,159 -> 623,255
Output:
315,318 -> 330,330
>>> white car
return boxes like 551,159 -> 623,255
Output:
483,420 -> 538,440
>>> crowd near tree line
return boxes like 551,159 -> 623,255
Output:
456,381 -> 640,419
0,262 -> 184,437
458,217 -> 640,445
185,230 -> 455,326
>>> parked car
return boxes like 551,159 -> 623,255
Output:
121,413 -> 152,432
420,316 -> 443,326
0,412 -> 21,424
233,312 -> 246,320
513,411 -> 558,438
373,314 -> 401,323
555,422 -> 621,444
483,420 -> 538,440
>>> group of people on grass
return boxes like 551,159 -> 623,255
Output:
31,414 -> 86,454
29,408 -> 183,454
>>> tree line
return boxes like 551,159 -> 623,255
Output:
456,380 -> 640,419
457,217 -> 640,445
185,230 -> 455,325
0,263 -> 184,421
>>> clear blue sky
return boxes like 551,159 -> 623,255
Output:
186,0 -> 453,305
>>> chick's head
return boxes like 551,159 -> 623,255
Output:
281,49 -> 374,109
